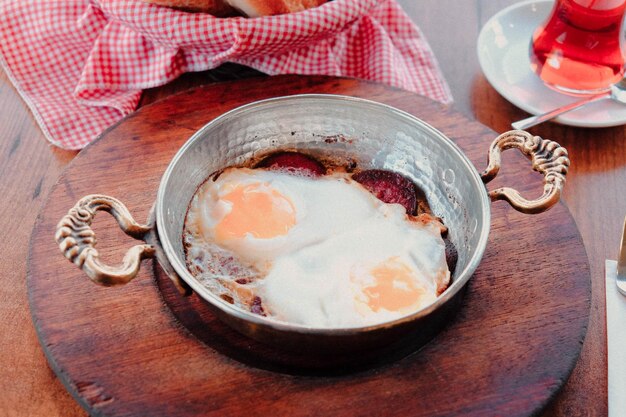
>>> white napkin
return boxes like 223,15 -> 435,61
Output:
607,260 -> 626,416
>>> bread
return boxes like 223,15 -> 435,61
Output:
142,0 -> 237,16
142,0 -> 327,17
225,0 -> 328,17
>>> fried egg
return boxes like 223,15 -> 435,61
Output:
185,167 -> 450,328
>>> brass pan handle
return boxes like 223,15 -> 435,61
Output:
55,195 -> 155,286
480,130 -> 570,214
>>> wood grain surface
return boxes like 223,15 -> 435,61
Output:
1,1 -> 623,416
28,76 -> 589,417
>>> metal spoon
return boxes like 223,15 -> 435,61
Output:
511,78 -> 626,130
617,215 -> 626,296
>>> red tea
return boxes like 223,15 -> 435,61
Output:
530,0 -> 626,94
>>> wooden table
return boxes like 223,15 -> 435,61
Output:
0,1 -> 621,416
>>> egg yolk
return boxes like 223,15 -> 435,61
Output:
357,257 -> 426,313
215,182 -> 296,241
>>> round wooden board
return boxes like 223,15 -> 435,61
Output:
28,76 -> 590,417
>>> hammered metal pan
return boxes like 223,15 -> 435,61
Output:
55,95 -> 569,356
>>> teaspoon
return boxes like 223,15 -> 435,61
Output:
511,78 -> 626,130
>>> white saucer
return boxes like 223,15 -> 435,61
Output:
477,0 -> 626,128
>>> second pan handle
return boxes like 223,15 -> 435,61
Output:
480,130 -> 570,214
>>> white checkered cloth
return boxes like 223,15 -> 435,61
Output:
0,0 -> 452,150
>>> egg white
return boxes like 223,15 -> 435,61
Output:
185,167 -> 450,328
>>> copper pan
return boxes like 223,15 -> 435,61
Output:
55,95 -> 569,365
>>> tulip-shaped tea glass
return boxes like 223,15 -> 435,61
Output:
530,0 -> 626,94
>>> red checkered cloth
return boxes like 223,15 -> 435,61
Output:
0,0 -> 452,150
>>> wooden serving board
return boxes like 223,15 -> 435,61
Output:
28,76 -> 590,417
